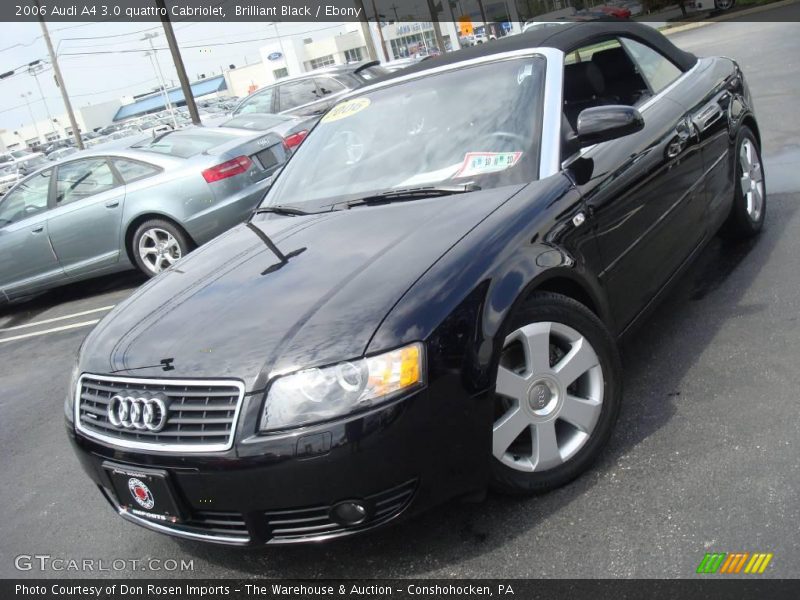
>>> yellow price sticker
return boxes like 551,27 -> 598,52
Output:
321,98 -> 371,123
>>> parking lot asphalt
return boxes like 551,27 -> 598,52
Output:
1,20 -> 798,579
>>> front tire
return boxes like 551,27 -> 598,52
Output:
720,126 -> 766,239
131,219 -> 191,277
490,292 -> 622,494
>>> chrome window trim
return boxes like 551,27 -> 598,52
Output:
74,373 -> 246,454
336,47 -> 567,181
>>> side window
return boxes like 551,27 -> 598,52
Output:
314,77 -> 346,96
55,159 -> 118,206
279,80 -> 319,111
619,38 -> 682,94
562,38 -> 651,130
0,169 -> 52,226
237,87 -> 274,115
113,159 -> 161,183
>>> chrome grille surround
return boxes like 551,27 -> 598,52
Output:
75,374 -> 245,453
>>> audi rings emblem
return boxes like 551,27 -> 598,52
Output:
108,394 -> 169,432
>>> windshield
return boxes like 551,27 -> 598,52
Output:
262,57 -> 545,209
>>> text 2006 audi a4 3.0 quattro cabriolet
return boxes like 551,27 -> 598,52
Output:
66,23 -> 765,545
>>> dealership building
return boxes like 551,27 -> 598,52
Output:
224,21 -> 474,98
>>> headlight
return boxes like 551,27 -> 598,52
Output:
65,361 -> 80,423
260,342 -> 424,432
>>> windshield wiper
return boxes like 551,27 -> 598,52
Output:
342,183 -> 481,209
253,205 -> 315,217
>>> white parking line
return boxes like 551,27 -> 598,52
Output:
0,305 -> 114,333
0,320 -> 101,344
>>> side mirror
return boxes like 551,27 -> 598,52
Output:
575,105 -> 644,147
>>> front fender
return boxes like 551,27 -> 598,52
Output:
369,173 -> 608,395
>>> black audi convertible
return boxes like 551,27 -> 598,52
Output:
67,22 -> 765,545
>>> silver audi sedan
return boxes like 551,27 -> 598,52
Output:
0,127 -> 288,303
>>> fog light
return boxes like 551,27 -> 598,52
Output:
330,500 -> 368,526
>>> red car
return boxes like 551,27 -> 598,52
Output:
598,5 -> 633,17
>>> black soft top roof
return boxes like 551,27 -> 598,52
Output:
389,21 -> 697,81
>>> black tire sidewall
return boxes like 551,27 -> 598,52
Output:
131,219 -> 190,278
489,292 -> 622,495
723,126 -> 766,238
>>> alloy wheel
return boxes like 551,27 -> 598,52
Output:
739,138 -> 765,222
493,321 -> 604,473
138,227 -> 182,274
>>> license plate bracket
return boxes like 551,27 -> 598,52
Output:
103,462 -> 184,523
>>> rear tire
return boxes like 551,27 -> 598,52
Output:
131,219 -> 191,278
490,292 -> 622,495
720,126 -> 765,239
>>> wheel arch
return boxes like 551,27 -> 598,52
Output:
520,268 -> 613,330
740,113 -> 761,149
123,213 -> 196,267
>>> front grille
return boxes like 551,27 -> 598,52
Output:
76,374 -> 245,452
180,510 -> 250,539
264,479 -> 417,542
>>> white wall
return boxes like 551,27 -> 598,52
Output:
224,62 -> 271,98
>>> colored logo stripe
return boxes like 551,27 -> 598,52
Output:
697,552 -> 773,574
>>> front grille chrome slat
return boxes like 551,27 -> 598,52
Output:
75,374 -> 245,453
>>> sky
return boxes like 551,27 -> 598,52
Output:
0,20 -> 355,132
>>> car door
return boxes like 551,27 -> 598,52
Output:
233,85 -> 277,116
313,76 -> 348,108
277,78 -> 327,117
666,56 -> 741,233
564,37 -> 706,331
45,157 -> 126,278
0,168 -> 65,298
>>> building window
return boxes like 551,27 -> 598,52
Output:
344,47 -> 365,63
306,54 -> 335,70
273,67 -> 289,80
25,137 -> 39,147
390,31 -> 438,59
44,132 -> 60,142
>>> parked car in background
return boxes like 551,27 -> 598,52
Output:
0,164 -> 22,195
0,126 -> 290,301
382,56 -> 432,72
232,61 -> 389,119
46,147 -> 80,162
217,112 -> 318,152
43,139 -> 73,155
0,149 -> 48,173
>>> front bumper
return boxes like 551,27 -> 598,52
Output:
69,379 -> 491,545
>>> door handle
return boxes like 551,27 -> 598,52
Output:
31,225 -> 44,234
105,200 -> 120,208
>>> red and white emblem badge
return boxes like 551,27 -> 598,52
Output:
127,478 -> 155,510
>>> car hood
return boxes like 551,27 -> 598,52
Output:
80,185 -> 526,391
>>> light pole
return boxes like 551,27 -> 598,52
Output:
142,32 -> 178,128
20,92 -> 42,146
27,60 -> 58,138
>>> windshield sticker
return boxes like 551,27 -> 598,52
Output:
321,98 -> 371,123
517,63 -> 534,84
455,152 -> 523,178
